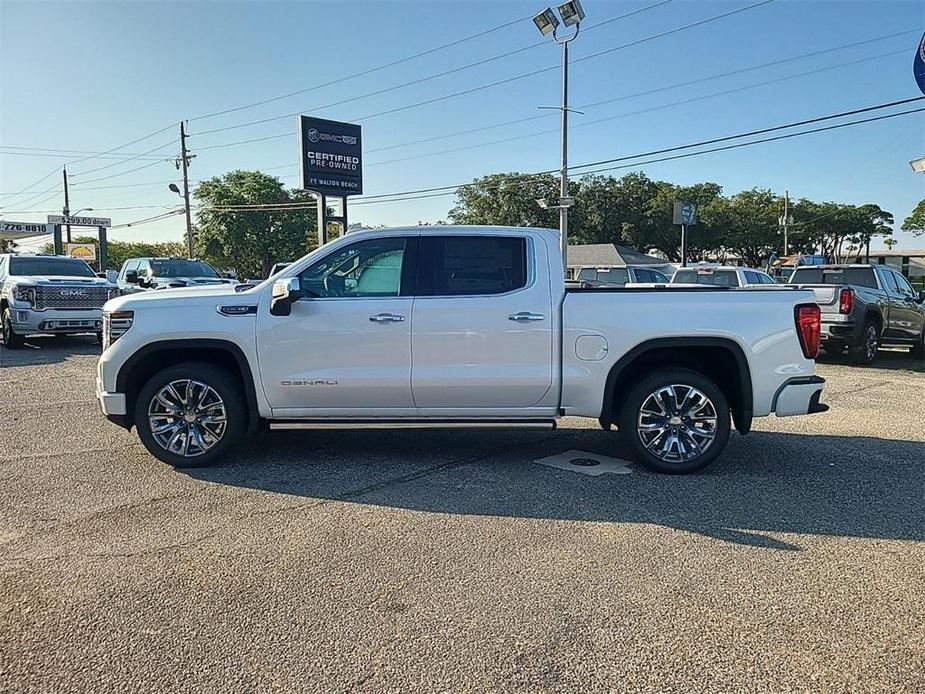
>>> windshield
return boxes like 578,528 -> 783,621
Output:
673,269 -> 738,286
9,256 -> 96,277
577,267 -> 630,285
151,259 -> 218,278
790,267 -> 877,288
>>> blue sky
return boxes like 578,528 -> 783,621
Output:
1,0 -> 923,250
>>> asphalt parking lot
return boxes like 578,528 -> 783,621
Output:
1,337 -> 923,693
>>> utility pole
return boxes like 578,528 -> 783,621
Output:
179,121 -> 194,259
781,190 -> 790,257
62,167 -> 71,244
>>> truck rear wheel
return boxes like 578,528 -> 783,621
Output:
135,362 -> 246,468
1,308 -> 24,349
850,321 -> 879,366
618,368 -> 731,474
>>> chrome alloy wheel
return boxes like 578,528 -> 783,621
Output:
636,384 -> 718,464
147,379 -> 227,458
864,324 -> 878,361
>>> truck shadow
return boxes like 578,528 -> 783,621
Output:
181,427 -> 925,551
0,335 -> 100,367
817,348 -> 924,373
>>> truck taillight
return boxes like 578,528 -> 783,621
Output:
839,288 -> 854,315
795,304 -> 821,359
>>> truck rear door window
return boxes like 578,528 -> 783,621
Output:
417,236 -> 527,296
674,269 -> 737,286
791,267 -> 877,288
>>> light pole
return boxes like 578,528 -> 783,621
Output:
533,1 -> 585,275
168,182 -> 193,258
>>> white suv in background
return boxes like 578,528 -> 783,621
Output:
0,254 -> 119,348
671,265 -> 777,287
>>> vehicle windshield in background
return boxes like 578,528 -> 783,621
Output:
577,267 -> 630,285
151,259 -> 218,278
790,267 -> 877,288
673,269 -> 738,286
9,257 -> 96,277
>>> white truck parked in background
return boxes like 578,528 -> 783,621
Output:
1,254 -> 120,348
96,226 -> 828,474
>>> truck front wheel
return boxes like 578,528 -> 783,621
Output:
135,362 -> 246,468
1,307 -> 24,349
618,368 -> 731,474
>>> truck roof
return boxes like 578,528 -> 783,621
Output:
348,224 -> 560,239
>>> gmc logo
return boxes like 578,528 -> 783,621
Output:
60,289 -> 87,297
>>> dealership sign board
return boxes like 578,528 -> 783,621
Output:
298,116 -> 363,197
48,214 -> 112,227
0,220 -> 51,238
65,243 -> 97,261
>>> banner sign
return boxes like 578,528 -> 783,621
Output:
298,115 -> 363,197
65,243 -> 97,261
0,220 -> 51,236
673,201 -> 697,226
47,214 -> 112,227
915,32 -> 925,95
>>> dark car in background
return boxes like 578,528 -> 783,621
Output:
117,257 -> 234,293
789,264 -> 925,364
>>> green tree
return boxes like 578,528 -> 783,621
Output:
642,181 -> 726,262
449,172 -> 565,229
575,172 -> 660,246
40,235 -> 186,270
902,199 -> 925,236
193,170 -> 316,279
709,189 -> 782,267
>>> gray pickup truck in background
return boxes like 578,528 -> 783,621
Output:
789,264 -> 925,364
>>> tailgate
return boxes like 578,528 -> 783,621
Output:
789,284 -> 839,310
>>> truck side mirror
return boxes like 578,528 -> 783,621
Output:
918,290 -> 925,304
125,270 -> 139,284
270,277 -> 301,316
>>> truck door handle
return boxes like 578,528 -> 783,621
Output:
508,312 -> 545,322
369,313 -> 405,323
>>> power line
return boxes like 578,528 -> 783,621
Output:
63,122 -> 177,167
198,29 -> 914,159
187,13 -> 535,122
191,0 -> 764,138
76,158 -> 172,185
110,209 -> 186,230
351,0 -> 778,123
69,139 -> 177,177
365,49 -> 908,169
0,166 -> 61,203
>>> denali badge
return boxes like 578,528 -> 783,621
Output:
281,379 -> 338,386
60,289 -> 87,297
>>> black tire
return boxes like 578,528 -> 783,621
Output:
618,368 -> 731,475
850,321 -> 879,366
820,341 -> 845,357
135,362 -> 247,468
911,330 -> 925,360
1,307 -> 24,349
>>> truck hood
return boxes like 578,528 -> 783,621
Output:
148,276 -> 234,288
9,275 -> 113,287
105,282 -> 255,311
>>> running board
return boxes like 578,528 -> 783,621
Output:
269,419 -> 557,431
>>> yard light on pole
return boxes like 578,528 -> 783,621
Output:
910,156 -> 925,173
533,0 -> 585,276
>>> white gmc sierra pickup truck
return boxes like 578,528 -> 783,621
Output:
96,226 -> 828,474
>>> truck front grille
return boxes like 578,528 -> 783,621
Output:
34,285 -> 110,310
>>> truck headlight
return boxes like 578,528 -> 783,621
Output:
12,286 -> 35,305
102,309 -> 134,350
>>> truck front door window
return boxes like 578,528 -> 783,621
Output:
299,237 -> 406,298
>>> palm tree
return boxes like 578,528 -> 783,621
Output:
884,238 -> 898,251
